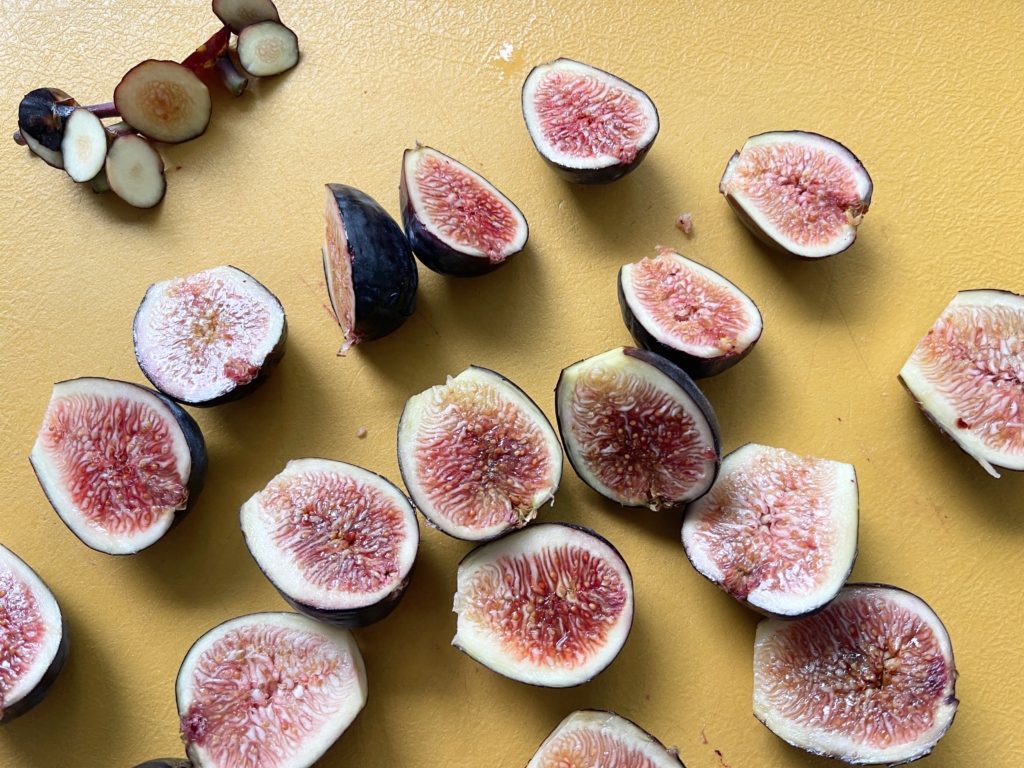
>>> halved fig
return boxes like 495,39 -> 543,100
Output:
682,443 -> 858,618
399,145 -> 529,277
213,0 -> 281,33
240,459 -> 419,628
17,87 -> 79,168
182,25 -> 248,98
29,378 -> 208,555
522,58 -> 659,185
899,289 -> 1024,478
323,184 -> 418,353
754,584 -> 958,765
0,542 -> 69,724
556,347 -> 720,509
177,612 -> 367,768
134,266 -> 286,406
105,133 -> 166,208
237,21 -> 299,77
719,131 -> 872,259
397,366 -> 562,541
453,523 -> 633,687
114,60 -> 212,145
527,710 -> 685,768
60,107 -> 108,182
619,247 -> 763,378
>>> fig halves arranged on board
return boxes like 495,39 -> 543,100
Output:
527,710 -> 686,768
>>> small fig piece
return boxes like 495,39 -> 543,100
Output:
522,58 -> 659,184
453,523 -> 633,687
240,459 -> 419,628
754,584 -> 958,765
114,60 -> 212,144
105,133 -> 166,208
237,21 -> 299,77
17,87 -> 79,168
720,131 -> 872,259
397,366 -> 562,541
556,346 -> 720,509
212,0 -> 281,33
400,145 -> 529,276
682,443 -> 858,618
528,710 -> 686,768
60,107 -> 107,182
619,248 -> 763,378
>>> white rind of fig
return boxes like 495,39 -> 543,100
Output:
527,710 -> 684,768
105,134 -> 166,209
24,131 -> 64,169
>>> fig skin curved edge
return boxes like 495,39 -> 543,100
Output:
132,761 -> 192,768
531,709 -> 686,768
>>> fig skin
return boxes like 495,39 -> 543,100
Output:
17,87 -> 78,153
132,761 -> 191,768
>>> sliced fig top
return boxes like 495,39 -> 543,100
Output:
18,87 -> 78,152
213,0 -> 281,33
527,710 -> 685,768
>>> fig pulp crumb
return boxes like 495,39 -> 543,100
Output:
356,427 -> 368,439
537,728 -> 659,768
676,213 -> 693,235
0,563 -> 45,706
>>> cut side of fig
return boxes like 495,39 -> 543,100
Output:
105,133 -> 166,208
134,265 -> 287,406
556,346 -> 720,510
114,60 -> 212,145
899,289 -> 1024,478
522,58 -> 659,185
400,145 -> 529,277
18,87 -> 79,168
682,443 -> 858,618
240,459 -> 419,628
527,710 -> 685,768
453,523 -> 633,687
213,0 -> 281,33
177,612 -> 367,768
29,378 -> 208,555
323,184 -> 418,353
754,584 -> 958,765
237,21 -> 299,77
397,366 -> 562,541
719,131 -> 872,259
60,107 -> 107,183
619,247 -> 763,379
0,543 -> 68,724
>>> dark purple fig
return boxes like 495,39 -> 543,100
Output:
133,265 -> 287,406
17,87 -> 79,168
453,523 -> 633,687
29,378 -> 208,555
556,346 -> 720,509
618,247 -> 763,378
754,584 -> 958,765
0,543 -> 68,724
133,761 -> 191,768
899,289 -> 1024,478
397,366 -> 562,541
212,0 -> 280,33
323,184 -> 418,352
528,710 -> 686,768
105,133 -> 166,208
399,145 -> 528,277
240,459 -> 419,628
177,612 -> 367,768
522,58 -> 659,185
114,61 -> 212,144
237,21 -> 299,77
719,131 -> 872,259
682,443 -> 859,619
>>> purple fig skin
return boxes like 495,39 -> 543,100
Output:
132,761 -> 192,768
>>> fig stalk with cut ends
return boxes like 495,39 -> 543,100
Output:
114,60 -> 212,144
240,459 -> 419,628
237,20 -> 299,77
719,131 -> 872,258
105,133 -> 166,208
528,710 -> 686,768
754,584 -> 958,765
397,366 -> 562,540
682,443 -> 858,618
453,523 -> 633,687
213,0 -> 281,33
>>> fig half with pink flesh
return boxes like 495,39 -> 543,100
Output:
114,60 -> 212,144
400,145 -> 529,277
527,710 -> 685,768
682,443 -> 858,618
754,584 -> 958,765
397,366 -> 562,541
556,346 -> 720,509
240,459 -> 419,628
177,612 -> 367,768
719,131 -> 872,259
0,542 -> 69,724
453,523 -> 633,687
619,248 -> 763,378
29,378 -> 208,555
522,58 -> 659,184
899,289 -> 1024,478
133,265 -> 287,406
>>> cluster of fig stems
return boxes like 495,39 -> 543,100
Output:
13,102 -> 120,145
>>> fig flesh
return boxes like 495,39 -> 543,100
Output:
177,612 -> 367,768
133,265 -> 287,406
323,184 -> 418,352
17,87 -> 79,168
682,443 -> 858,618
719,131 -> 872,259
399,145 -> 529,277
114,60 -> 212,145
240,459 -> 419,628
522,58 -> 659,184
105,133 -> 167,208
899,289 -> 1024,478
29,378 -> 208,555
754,584 -> 958,765
619,247 -> 763,378
237,21 -> 299,77
0,543 -> 68,724
397,366 -> 562,541
527,710 -> 685,768
453,523 -> 633,687
213,0 -> 281,33
556,346 -> 720,509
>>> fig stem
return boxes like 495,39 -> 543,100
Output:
215,53 -> 248,97
13,131 -> 25,146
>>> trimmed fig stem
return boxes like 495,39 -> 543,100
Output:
215,54 -> 249,97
